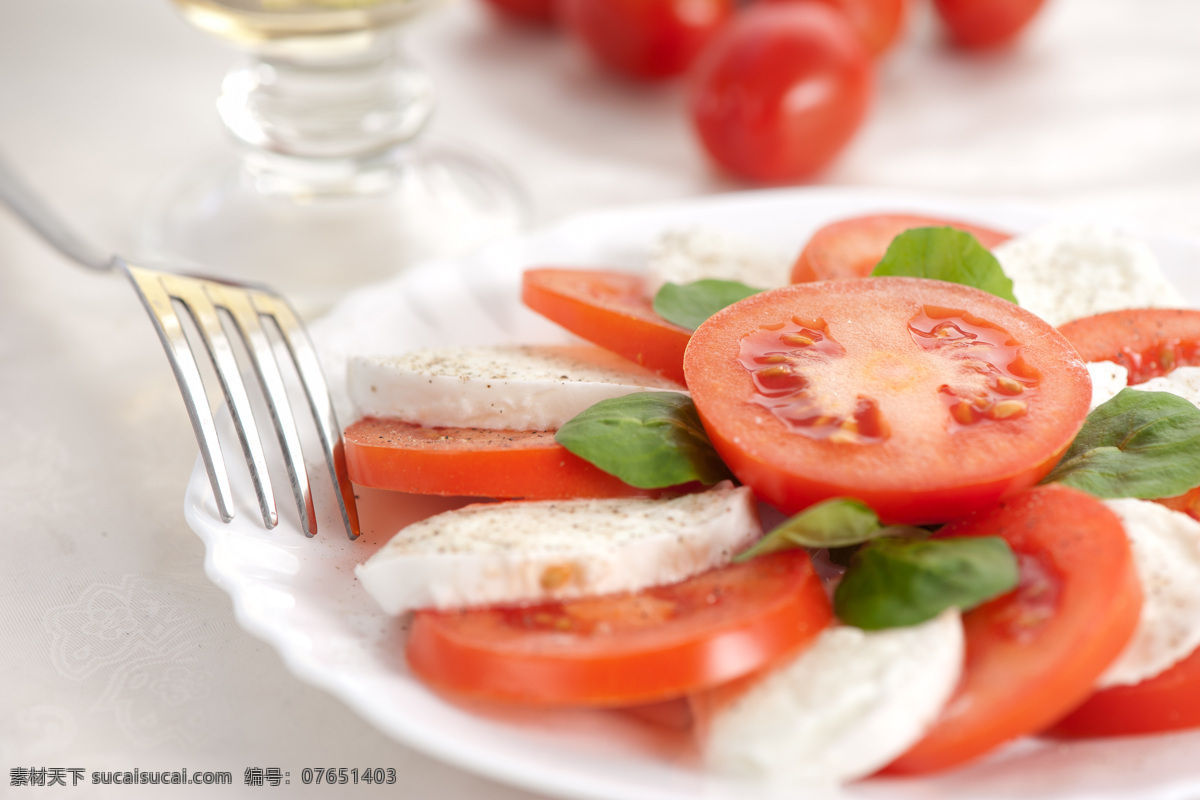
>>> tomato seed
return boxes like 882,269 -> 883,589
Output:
951,401 -> 978,426
990,400 -> 1028,420
996,376 -> 1026,395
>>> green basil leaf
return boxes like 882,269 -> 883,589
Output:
1042,387 -> 1200,499
734,498 -> 882,562
652,279 -> 764,331
554,392 -> 733,488
834,536 -> 1019,630
870,227 -> 1017,303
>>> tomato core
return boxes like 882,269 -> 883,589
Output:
737,303 -> 1043,446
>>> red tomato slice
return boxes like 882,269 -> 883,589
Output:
883,484 -> 1143,774
791,213 -> 1012,283
684,277 -> 1091,524
406,550 -> 833,707
344,417 -> 664,500
1059,307 -> 1200,520
522,268 -> 691,385
1057,308 -> 1200,385
933,0 -> 1047,49
1047,645 -> 1200,738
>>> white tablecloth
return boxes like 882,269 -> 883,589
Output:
3,0 -> 1199,797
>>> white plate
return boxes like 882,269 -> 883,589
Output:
185,187 -> 1200,800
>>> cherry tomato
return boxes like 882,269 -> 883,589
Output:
791,213 -> 1012,283
522,268 -> 692,385
882,484 -> 1143,774
477,0 -> 557,25
344,417 -> 670,499
683,277 -> 1092,524
762,0 -> 908,57
557,0 -> 734,81
406,549 -> 833,706
932,0 -> 1048,49
1057,308 -> 1200,385
1047,645 -> 1200,738
687,2 -> 874,183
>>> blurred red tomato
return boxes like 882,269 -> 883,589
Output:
557,0 -> 735,81
762,0 -> 908,57
687,3 -> 873,183
478,0 -> 557,25
933,0 -> 1048,48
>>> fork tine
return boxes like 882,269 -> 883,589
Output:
1,152 -> 354,537
253,291 -> 361,540
124,262 -> 238,524
217,285 -> 319,537
161,272 -> 280,530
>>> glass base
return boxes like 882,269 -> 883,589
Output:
139,141 -> 528,318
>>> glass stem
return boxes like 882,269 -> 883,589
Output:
216,29 -> 435,196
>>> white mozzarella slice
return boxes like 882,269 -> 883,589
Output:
1087,360 -> 1129,410
1137,366 -> 1200,406
994,222 -> 1186,327
644,228 -> 792,297
1091,362 -> 1200,413
347,345 -> 682,430
1098,498 -> 1200,688
700,611 -> 964,786
356,483 -> 761,615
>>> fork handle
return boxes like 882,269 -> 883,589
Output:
0,151 -> 114,272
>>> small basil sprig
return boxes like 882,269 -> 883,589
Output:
734,497 -> 920,562
554,392 -> 733,488
652,279 -> 763,331
1042,387 -> 1200,499
834,537 -> 1019,630
871,227 -> 1017,303
737,498 -> 1018,629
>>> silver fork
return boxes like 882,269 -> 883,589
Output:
0,153 -> 359,539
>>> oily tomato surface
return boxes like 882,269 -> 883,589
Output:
683,277 -> 1092,524
884,484 -> 1143,773
406,550 -> 833,707
791,213 -> 1012,283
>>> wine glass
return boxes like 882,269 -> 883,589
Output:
144,0 -> 528,316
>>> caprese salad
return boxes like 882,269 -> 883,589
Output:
342,212 -> 1200,786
